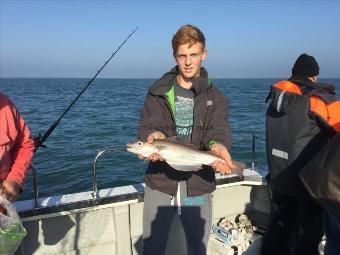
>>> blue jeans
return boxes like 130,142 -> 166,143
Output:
324,212 -> 340,255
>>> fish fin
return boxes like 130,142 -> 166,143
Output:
155,145 -> 167,152
165,136 -> 178,143
164,137 -> 197,149
185,143 -> 197,149
206,151 -> 217,155
166,161 -> 202,172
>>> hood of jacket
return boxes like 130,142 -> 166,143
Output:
149,66 -> 210,96
289,75 -> 336,94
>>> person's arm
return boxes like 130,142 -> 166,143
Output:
205,89 -> 234,173
2,101 -> 34,201
310,96 -> 340,133
210,143 -> 234,174
204,89 -> 232,151
138,93 -> 166,140
138,93 -> 166,161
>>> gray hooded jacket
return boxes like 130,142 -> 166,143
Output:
138,67 -> 231,196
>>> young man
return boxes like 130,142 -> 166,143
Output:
264,53 -> 340,255
137,24 -> 233,255
0,93 -> 35,202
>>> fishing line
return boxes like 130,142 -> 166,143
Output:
35,27 -> 139,150
31,27 -> 139,207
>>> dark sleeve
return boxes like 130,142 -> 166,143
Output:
204,88 -> 232,150
138,93 -> 165,140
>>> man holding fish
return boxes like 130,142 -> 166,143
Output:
130,24 -> 236,255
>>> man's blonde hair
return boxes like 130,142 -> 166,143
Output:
172,24 -> 205,53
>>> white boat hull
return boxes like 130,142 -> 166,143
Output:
14,170 -> 270,255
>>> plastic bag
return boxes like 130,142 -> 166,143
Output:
0,195 -> 27,255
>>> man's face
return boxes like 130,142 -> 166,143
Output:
174,42 -> 207,81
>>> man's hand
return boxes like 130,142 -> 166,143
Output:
138,131 -> 166,162
0,180 -> 20,202
210,143 -> 235,174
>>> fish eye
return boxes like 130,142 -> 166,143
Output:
137,141 -> 143,146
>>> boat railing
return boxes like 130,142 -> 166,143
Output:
30,133 -> 262,208
252,133 -> 257,170
92,148 -> 121,201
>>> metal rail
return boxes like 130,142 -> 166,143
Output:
33,132 -> 260,206
251,133 -> 257,170
92,149 -> 121,200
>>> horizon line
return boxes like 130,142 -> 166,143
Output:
1,76 -> 340,79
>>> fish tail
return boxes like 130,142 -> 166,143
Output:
232,168 -> 244,177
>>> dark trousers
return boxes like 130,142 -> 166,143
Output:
324,212 -> 340,255
262,188 -> 323,255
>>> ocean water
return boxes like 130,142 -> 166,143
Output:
0,78 -> 339,201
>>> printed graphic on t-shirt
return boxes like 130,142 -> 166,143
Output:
175,95 -> 194,139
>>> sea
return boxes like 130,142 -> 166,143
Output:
0,78 -> 339,201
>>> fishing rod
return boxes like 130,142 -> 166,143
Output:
34,26 -> 139,151
31,27 -> 139,207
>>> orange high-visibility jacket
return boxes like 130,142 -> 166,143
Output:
266,79 -> 340,196
273,80 -> 340,132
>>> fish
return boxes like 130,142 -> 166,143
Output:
126,139 -> 246,176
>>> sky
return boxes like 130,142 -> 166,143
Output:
0,0 -> 339,78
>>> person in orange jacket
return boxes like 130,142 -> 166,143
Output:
264,53 -> 340,255
0,93 -> 35,202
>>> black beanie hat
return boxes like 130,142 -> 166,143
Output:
292,53 -> 319,77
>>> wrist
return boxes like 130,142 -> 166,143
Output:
4,179 -> 21,191
208,140 -> 219,150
